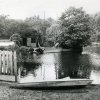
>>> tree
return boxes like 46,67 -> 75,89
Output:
0,14 -> 55,47
0,15 -> 10,39
10,33 -> 22,46
93,12 -> 100,42
46,22 -> 61,46
25,16 -> 55,46
0,15 -> 24,39
58,7 -> 94,52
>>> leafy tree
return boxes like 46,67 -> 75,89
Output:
58,7 -> 94,51
93,12 -> 100,41
0,15 -> 22,39
5,20 -> 21,38
10,33 -> 22,46
0,15 -> 9,38
0,15 -> 55,47
94,13 -> 100,31
25,16 -> 55,46
46,22 -> 61,46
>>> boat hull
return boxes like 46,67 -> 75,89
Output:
12,79 -> 93,88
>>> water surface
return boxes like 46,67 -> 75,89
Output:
19,46 -> 100,84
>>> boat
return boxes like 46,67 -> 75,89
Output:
11,78 -> 93,88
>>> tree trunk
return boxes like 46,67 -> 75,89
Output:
72,46 -> 83,53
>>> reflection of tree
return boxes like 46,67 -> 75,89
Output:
17,51 -> 93,79
17,51 -> 41,77
56,52 -> 92,79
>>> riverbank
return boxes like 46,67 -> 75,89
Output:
0,81 -> 100,100
44,47 -> 71,53
44,47 -> 83,53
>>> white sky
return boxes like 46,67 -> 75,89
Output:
0,0 -> 100,20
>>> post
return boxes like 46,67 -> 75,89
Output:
14,51 -> 17,82
8,51 -> 11,75
0,51 -> 2,74
2,51 -> 6,74
10,51 -> 13,75
6,51 -> 10,74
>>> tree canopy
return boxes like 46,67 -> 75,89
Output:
0,7 -> 99,49
57,7 -> 94,49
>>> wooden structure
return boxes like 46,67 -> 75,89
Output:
0,50 -> 17,82
12,78 -> 93,88
22,37 -> 37,47
27,38 -> 36,47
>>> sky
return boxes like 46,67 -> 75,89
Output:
0,0 -> 100,20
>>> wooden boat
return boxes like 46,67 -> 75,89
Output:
12,78 -> 93,88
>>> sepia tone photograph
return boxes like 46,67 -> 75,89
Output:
0,0 -> 100,100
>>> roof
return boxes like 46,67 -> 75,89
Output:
0,40 -> 14,46
0,39 -> 10,42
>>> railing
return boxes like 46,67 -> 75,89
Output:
0,50 -> 17,82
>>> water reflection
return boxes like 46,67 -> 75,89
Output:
90,70 -> 100,84
18,46 -> 100,84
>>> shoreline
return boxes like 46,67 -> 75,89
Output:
44,48 -> 71,53
0,81 -> 100,100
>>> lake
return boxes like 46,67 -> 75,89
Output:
19,45 -> 100,84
